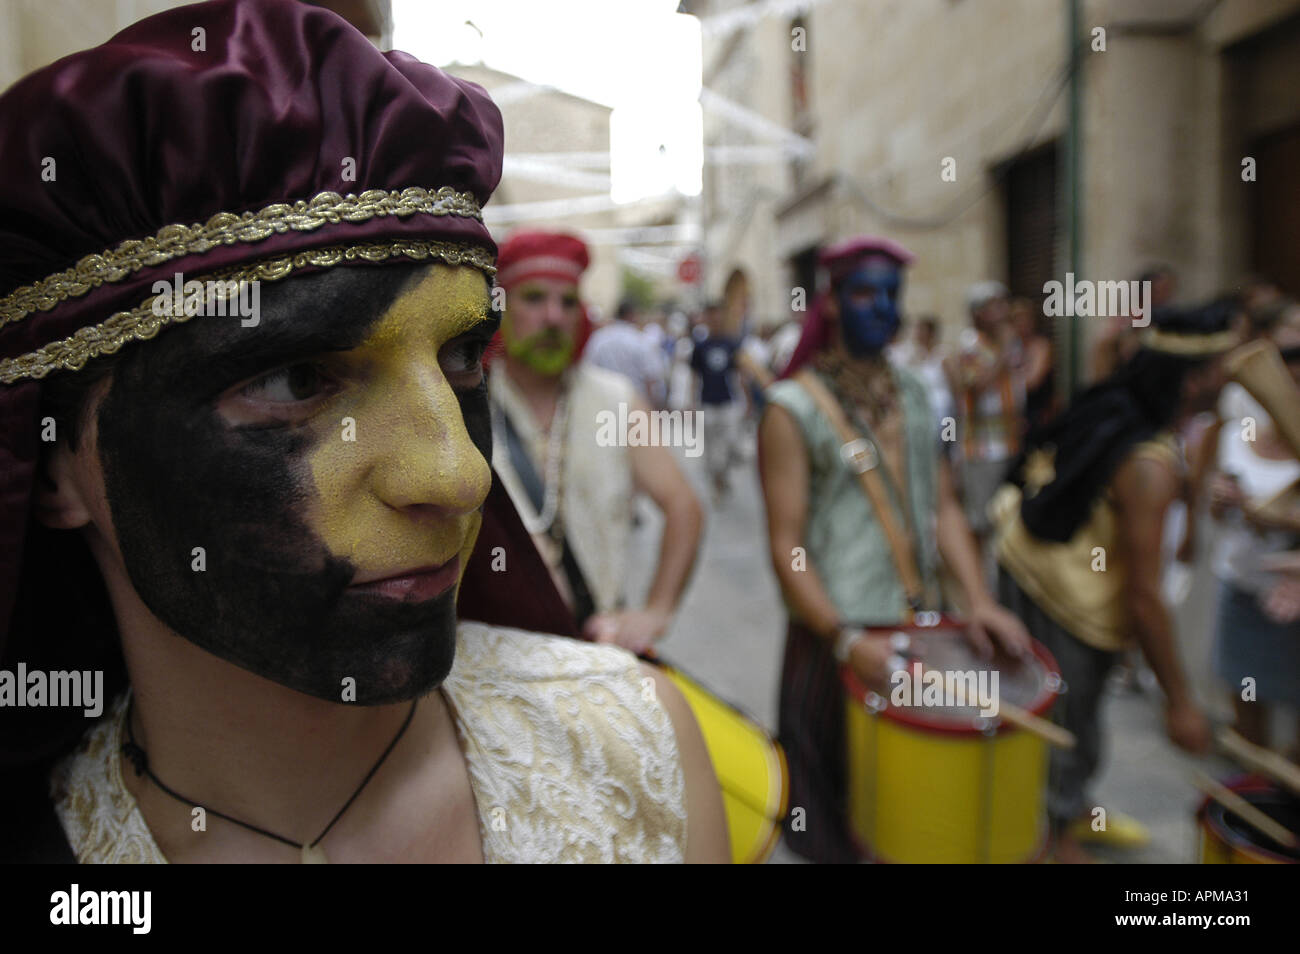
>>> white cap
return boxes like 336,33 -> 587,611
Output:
966,280 -> 1009,315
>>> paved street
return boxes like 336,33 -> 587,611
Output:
626,423 -> 1267,864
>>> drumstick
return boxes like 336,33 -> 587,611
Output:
1216,728 -> 1300,798
901,657 -> 1077,749
1190,770 -> 1299,850
997,700 -> 1077,750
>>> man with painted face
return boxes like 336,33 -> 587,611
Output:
835,253 -> 905,354
0,0 -> 726,864
759,237 -> 1030,863
488,230 -> 704,654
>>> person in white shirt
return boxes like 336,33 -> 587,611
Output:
1207,318 -> 1300,752
584,299 -> 669,407
889,315 -> 952,428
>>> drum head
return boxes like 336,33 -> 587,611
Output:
874,626 -> 1058,733
1204,782 -> 1300,863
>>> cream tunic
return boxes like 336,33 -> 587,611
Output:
50,623 -> 687,863
489,364 -> 637,614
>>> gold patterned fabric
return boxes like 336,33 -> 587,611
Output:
49,623 -> 687,863
992,436 -> 1182,652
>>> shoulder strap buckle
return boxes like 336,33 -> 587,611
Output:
839,438 -> 878,474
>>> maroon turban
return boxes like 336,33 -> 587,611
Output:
0,0 -> 576,710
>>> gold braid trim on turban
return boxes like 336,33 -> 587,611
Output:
0,186 -> 484,330
0,238 -> 496,384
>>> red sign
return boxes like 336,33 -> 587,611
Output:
678,253 -> 701,284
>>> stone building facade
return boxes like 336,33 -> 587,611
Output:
688,0 -> 1300,386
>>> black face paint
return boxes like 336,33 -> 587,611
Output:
96,264 -> 495,705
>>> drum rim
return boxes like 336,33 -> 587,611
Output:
839,614 -> 1062,736
1197,774 -> 1299,864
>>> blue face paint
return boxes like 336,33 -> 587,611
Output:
836,259 -> 902,356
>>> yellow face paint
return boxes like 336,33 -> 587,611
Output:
307,265 -> 493,590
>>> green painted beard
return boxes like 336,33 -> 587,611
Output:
504,326 -> 575,377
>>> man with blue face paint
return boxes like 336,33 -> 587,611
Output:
758,237 -> 1031,862
834,256 -> 905,357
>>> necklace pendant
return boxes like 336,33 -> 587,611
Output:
301,842 -> 329,864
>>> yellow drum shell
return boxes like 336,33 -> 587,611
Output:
842,624 -> 1060,864
1198,777 -> 1299,864
659,663 -> 788,865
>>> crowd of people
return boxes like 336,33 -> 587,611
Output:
544,236 -> 1300,863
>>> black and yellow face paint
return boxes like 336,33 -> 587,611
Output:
96,263 -> 497,704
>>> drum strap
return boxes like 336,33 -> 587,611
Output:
795,369 -> 924,619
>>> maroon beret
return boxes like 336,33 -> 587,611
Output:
496,231 -> 591,291
0,0 -> 505,643
819,235 -> 915,285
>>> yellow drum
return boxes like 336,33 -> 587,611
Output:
841,619 -> 1061,863
1198,777 -> 1299,864
658,663 -> 788,864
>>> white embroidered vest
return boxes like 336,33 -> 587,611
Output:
50,623 -> 687,863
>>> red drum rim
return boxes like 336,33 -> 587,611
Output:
1197,774 -> 1300,864
839,613 -> 1062,737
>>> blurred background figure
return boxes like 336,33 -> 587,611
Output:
945,281 -> 1024,563
889,314 -> 952,428
585,298 -> 670,408
1089,264 -> 1178,383
1208,311 -> 1300,758
1178,295 -> 1300,575
1007,297 -> 1057,432
664,307 -> 695,410
691,300 -> 748,503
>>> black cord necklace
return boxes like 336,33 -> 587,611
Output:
121,696 -> 418,863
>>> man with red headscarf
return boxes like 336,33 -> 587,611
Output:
489,230 -> 703,653
758,237 -> 1029,862
0,0 -> 726,863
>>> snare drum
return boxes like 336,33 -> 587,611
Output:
841,617 -> 1061,863
1198,776 -> 1300,864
